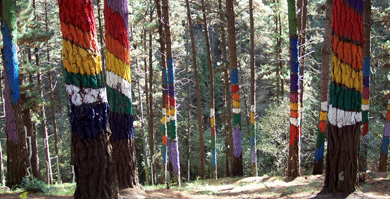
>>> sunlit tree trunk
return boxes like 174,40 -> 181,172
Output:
184,22 -> 192,182
2,0 -> 29,188
59,0 -> 119,197
226,0 -> 243,177
313,0 -> 332,175
104,0 -> 138,189
324,0 -> 363,192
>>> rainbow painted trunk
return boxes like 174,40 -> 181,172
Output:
59,0 -> 108,141
314,101 -> 327,163
361,56 -> 370,137
162,67 -> 169,164
231,68 -> 242,158
250,105 -> 256,164
210,108 -> 216,167
379,94 -> 390,170
104,0 -> 134,142
2,0 -> 20,142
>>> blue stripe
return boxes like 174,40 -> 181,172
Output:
381,136 -> 389,155
2,22 -> 19,104
212,147 -> 216,167
290,37 -> 299,74
250,136 -> 255,150
109,111 -> 134,142
162,144 -> 167,163
315,143 -> 324,162
363,56 -> 370,77
168,58 -> 174,85
231,68 -> 239,84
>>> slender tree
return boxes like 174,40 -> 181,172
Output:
163,0 -> 181,186
200,0 -> 217,179
58,0 -> 118,197
226,0 -> 243,177
185,22 -> 192,182
249,0 -> 257,177
324,0 -> 364,192
313,0 -> 332,175
287,0 -> 301,180
379,93 -> 390,172
185,0 -> 205,180
359,0 -> 371,172
2,0 -> 29,188
104,0 -> 138,189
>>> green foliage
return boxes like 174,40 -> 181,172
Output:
20,176 -> 48,193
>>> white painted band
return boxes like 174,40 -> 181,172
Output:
251,105 -> 256,112
170,114 -> 177,121
210,108 -> 215,117
162,108 -> 166,116
233,108 -> 240,114
66,84 -> 107,106
106,71 -> 132,99
321,101 -> 328,112
328,105 -> 362,128
362,104 -> 370,111
290,117 -> 299,127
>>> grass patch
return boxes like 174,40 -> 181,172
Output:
46,183 -> 75,196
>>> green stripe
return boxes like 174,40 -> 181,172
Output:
329,82 -> 362,111
65,71 -> 105,89
106,86 -> 133,114
316,129 -> 325,148
287,0 -> 297,35
233,113 -> 241,128
250,124 -> 255,138
3,0 -> 17,44
362,111 -> 369,123
168,120 -> 177,140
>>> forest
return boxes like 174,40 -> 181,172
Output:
0,0 -> 390,198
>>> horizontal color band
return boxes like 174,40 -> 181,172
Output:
66,84 -> 107,106
106,70 -> 132,100
328,105 -> 362,128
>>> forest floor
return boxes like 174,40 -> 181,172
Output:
0,172 -> 389,198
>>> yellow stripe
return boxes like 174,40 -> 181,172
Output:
170,108 -> 176,116
233,100 -> 240,108
331,53 -> 362,93
166,109 -> 170,117
362,99 -> 369,105
62,39 -> 101,76
210,117 -> 215,126
106,51 -> 132,83
319,111 -> 327,121
387,104 -> 390,111
161,116 -> 166,124
250,112 -> 255,124
290,102 -> 299,111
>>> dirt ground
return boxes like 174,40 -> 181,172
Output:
0,172 -> 389,198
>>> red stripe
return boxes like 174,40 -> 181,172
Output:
104,2 -> 129,48
59,0 -> 96,33
290,124 -> 299,146
232,85 -> 239,93
333,0 -> 364,43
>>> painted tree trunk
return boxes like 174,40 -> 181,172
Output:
226,0 -> 243,177
324,0 -> 364,192
249,0 -> 258,177
2,0 -> 29,188
163,0 -> 181,186
359,0 -> 371,172
313,0 -> 332,175
287,0 -> 301,180
379,93 -> 390,172
58,0 -> 119,197
185,0 -> 205,180
104,0 -> 138,189
200,0 -> 217,179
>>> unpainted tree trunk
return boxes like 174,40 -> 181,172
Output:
185,22 -> 192,182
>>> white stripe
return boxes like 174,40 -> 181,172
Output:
66,84 -> 107,106
106,71 -> 132,100
166,114 -> 171,122
162,108 -> 166,116
290,117 -> 299,127
170,114 -> 177,121
362,104 -> 369,111
388,99 -> 390,105
251,105 -> 256,112
328,105 -> 362,128
210,108 -> 215,117
321,101 -> 328,112
233,108 -> 240,114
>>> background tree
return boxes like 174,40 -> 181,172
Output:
325,0 -> 364,192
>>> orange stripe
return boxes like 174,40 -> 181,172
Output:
331,35 -> 363,70
60,22 -> 98,51
105,32 -> 130,65
290,110 -> 299,118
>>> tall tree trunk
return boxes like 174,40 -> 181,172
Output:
97,0 -> 106,82
226,0 -> 243,177
0,66 -> 5,185
379,93 -> 390,172
155,0 -> 168,185
249,0 -> 257,177
104,0 -> 138,189
359,0 -> 371,172
324,0 -> 364,192
163,0 -> 181,186
59,0 -> 119,197
2,0 -> 29,187
274,0 -> 280,101
313,0 -> 332,175
219,0 -> 232,177
185,0 -> 205,180
200,0 -> 217,180
148,3 -> 156,184
185,22 -> 192,182
287,0 -> 300,180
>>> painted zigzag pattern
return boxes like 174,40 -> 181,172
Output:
104,0 -> 134,142
59,0 -> 108,141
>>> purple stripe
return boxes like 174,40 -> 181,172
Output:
251,148 -> 257,164
169,85 -> 175,97
363,76 -> 369,87
345,0 -> 363,14
106,0 -> 129,31
290,74 -> 299,91
233,125 -> 242,157
362,87 -> 369,99
385,122 -> 390,137
290,93 -> 298,103
4,68 -> 18,142
168,139 -> 180,174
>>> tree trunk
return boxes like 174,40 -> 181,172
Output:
0,59 -> 4,186
163,0 -> 181,186
226,0 -> 243,177
200,0 -> 217,180
379,92 -> 389,172
287,0 -> 300,180
97,0 -> 106,82
185,22 -> 192,182
185,0 -> 205,180
324,0 -> 364,192
249,0 -> 258,177
148,3 -> 156,184
313,0 -> 332,175
104,0 -> 138,189
59,0 -> 119,197
359,0 -> 371,172
155,0 -> 168,185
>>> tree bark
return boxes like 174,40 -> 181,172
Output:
226,0 -> 243,177
185,22 -> 192,182
313,0 -> 332,175
324,0 -> 364,192
185,0 -> 205,180
379,91 -> 390,172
